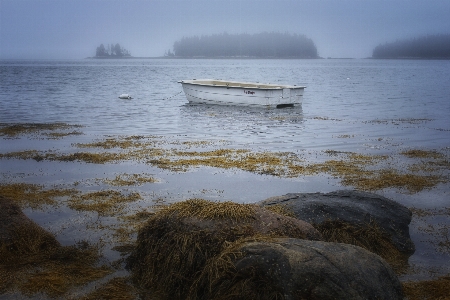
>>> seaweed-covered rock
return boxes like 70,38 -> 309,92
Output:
0,195 -> 60,252
0,196 -> 112,298
196,238 -> 404,300
127,199 -> 321,299
259,190 -> 414,255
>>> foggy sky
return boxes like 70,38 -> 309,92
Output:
1,0 -> 449,59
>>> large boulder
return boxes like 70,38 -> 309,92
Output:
194,238 -> 404,300
127,199 -> 322,299
259,190 -> 415,255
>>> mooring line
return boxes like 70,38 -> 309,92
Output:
162,91 -> 182,100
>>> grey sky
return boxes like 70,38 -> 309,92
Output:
1,0 -> 449,59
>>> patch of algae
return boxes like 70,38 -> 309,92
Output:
410,207 -> 450,218
43,131 -> 83,139
78,277 -> 138,300
401,149 -> 445,159
402,149 -> 450,174
410,207 -> 450,255
68,190 -> 142,216
110,210 -> 157,253
1,134 -> 448,193
103,173 -> 159,186
142,144 -> 447,193
310,152 -> 447,193
164,149 -> 292,175
0,150 -> 127,164
0,226 -> 111,299
74,135 -> 158,149
107,200 -> 259,253
0,183 -> 78,209
402,275 -> 450,300
0,150 -> 44,161
315,219 -> 409,274
0,123 -> 83,138
160,198 -> 256,221
110,201 -> 259,255
264,204 -> 297,218
163,149 -> 446,193
51,152 -> 128,164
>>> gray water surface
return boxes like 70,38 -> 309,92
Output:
1,58 -> 449,282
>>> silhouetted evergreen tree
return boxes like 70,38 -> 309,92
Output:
372,34 -> 450,59
172,32 -> 318,58
96,44 -> 107,57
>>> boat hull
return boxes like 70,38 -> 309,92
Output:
179,79 -> 305,107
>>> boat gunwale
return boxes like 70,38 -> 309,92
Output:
178,79 -> 306,90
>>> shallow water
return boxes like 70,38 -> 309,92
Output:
1,59 -> 449,145
1,58 -> 450,286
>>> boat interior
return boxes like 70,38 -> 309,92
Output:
181,79 -> 303,89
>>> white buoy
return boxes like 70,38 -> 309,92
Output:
119,94 -> 132,99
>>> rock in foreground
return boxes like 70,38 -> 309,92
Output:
0,195 -> 60,252
259,190 -> 415,255
128,198 -> 404,299
127,199 -> 321,299
0,196 -> 112,298
194,238 -> 404,300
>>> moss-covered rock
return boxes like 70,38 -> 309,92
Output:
259,190 -> 414,273
126,199 -> 321,299
0,195 -> 60,253
0,196 -> 111,298
196,238 -> 404,300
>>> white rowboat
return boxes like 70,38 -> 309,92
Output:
178,79 -> 305,108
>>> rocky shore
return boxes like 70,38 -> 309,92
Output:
126,190 -> 411,299
2,190 -> 450,299
0,195 -> 113,298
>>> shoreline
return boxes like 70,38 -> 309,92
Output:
1,122 -> 449,298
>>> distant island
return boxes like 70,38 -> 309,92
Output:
171,32 -> 318,58
372,34 -> 450,59
94,43 -> 131,58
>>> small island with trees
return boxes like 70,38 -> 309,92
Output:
171,32 -> 318,58
92,33 -> 450,60
94,43 -> 131,58
92,33 -> 318,59
372,34 -> 450,59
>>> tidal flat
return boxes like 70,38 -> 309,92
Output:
1,122 -> 449,299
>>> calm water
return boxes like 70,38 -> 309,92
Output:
1,58 -> 450,281
1,59 -> 449,150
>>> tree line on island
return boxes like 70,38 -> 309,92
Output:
171,32 -> 318,58
95,43 -> 131,57
94,33 -> 450,59
372,34 -> 450,59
